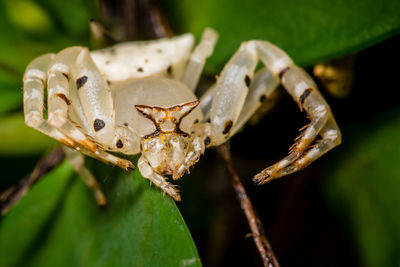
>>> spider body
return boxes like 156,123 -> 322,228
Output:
23,28 -> 341,204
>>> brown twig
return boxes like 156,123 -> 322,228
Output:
0,146 -> 65,215
139,0 -> 173,38
216,144 -> 280,267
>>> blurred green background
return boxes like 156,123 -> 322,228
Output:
1,0 -> 400,266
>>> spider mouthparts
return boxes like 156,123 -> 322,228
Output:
127,166 -> 135,171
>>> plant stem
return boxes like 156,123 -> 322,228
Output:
0,146 -> 65,215
216,144 -> 280,267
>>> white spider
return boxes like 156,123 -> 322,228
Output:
23,28 -> 341,205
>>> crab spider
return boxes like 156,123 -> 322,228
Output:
23,28 -> 341,205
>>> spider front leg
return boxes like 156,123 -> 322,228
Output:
45,47 -> 133,170
254,65 -> 341,183
206,41 -> 341,183
23,53 -> 80,150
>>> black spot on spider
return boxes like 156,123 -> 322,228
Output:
76,76 -> 88,89
116,139 -> 124,148
93,119 -> 105,132
206,118 -> 211,123
204,136 -> 211,146
123,122 -> 129,126
194,119 -> 199,124
299,88 -> 312,106
222,120 -> 233,135
167,65 -> 172,75
278,67 -> 290,79
245,75 -> 251,86
56,93 -> 71,105
62,72 -> 70,80
107,80 -> 112,86
259,95 -> 267,103
137,67 -> 143,72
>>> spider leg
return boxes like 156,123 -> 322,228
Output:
47,55 -> 98,153
46,48 -> 133,170
62,146 -> 107,206
138,156 -> 181,201
205,40 -> 340,182
262,117 -> 340,180
199,68 -> 279,136
199,83 -> 216,121
183,28 -> 218,91
251,49 -> 341,183
231,67 -> 280,135
207,41 -> 261,145
23,54 -> 79,150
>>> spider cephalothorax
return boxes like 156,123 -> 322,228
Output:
135,101 -> 204,181
23,28 -> 341,205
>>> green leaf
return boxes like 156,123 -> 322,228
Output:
3,0 -> 53,33
0,113 -> 57,155
0,0 -> 97,75
324,107 -> 400,267
0,160 -> 201,267
160,0 -> 400,72
0,84 -> 21,115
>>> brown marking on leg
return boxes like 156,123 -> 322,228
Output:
60,137 -> 77,149
245,75 -> 251,86
117,158 -> 134,170
76,76 -> 88,89
291,136 -> 313,154
167,65 -> 172,75
204,136 -> 211,146
93,119 -> 106,132
222,120 -> 233,135
116,139 -> 124,148
62,72 -> 70,81
79,138 -> 98,153
55,93 -> 71,105
299,88 -> 312,111
278,66 -> 290,79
